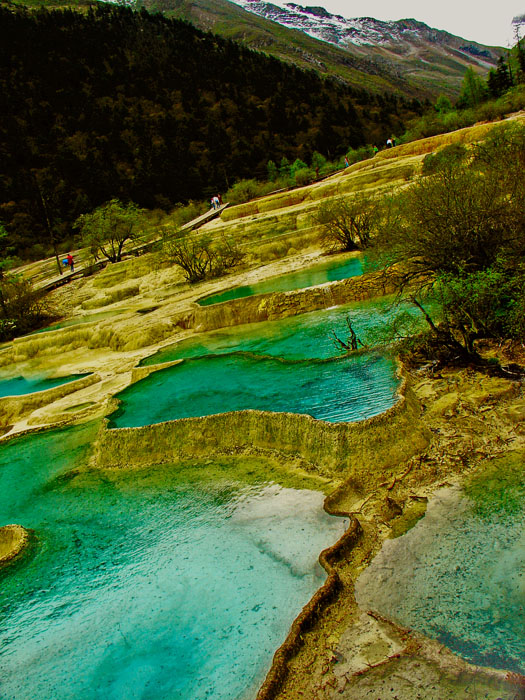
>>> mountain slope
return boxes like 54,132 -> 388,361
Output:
0,3 -> 423,258
137,0 -> 502,97
133,0 -> 414,94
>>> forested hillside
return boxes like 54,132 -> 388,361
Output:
0,3 -> 423,259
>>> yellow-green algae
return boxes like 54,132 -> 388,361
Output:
78,452 -> 336,495
465,450 -> 525,518
388,498 -> 428,539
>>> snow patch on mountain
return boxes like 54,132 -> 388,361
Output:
230,0 -> 416,46
229,0 -> 498,59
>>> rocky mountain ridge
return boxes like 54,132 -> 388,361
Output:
225,0 -> 502,92
231,0 -> 497,55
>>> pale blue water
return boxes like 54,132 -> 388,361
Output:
355,487 -> 525,674
0,424 -> 343,700
0,373 -> 88,398
111,352 -> 398,428
197,256 -> 363,306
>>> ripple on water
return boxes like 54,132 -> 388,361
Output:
111,352 -> 399,428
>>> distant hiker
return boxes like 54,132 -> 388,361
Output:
386,138 -> 393,148
217,194 -> 223,206
66,253 -> 74,272
212,196 -> 220,209
210,197 -> 215,210
344,156 -> 350,167
373,145 -> 379,155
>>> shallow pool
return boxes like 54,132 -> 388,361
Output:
0,424 -> 343,700
197,255 -> 363,306
355,485 -> 525,674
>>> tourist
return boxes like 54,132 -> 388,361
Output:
66,253 -> 74,272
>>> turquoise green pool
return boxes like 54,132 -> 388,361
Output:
3,283 -> 506,699
125,299 -> 405,428
0,424 -> 343,699
111,352 -> 398,428
197,255 -> 363,306
141,296 -> 413,367
0,373 -> 88,398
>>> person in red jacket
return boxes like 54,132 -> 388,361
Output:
66,253 -> 74,272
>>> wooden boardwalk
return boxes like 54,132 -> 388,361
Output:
34,204 -> 228,294
126,204 -> 228,257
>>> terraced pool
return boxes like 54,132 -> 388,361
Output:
197,254 -> 363,306
0,373 -> 88,398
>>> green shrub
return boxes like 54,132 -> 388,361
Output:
294,168 -> 312,186
225,179 -> 270,205
422,143 -> 468,175
0,274 -> 54,341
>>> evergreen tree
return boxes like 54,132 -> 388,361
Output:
514,24 -> 525,82
487,56 -> 513,98
0,4 -> 420,259
434,94 -> 453,114
457,67 -> 489,109
279,157 -> 291,178
267,160 -> 278,181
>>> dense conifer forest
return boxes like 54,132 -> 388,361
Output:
0,3 -> 423,258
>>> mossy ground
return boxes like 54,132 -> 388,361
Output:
465,450 -> 525,518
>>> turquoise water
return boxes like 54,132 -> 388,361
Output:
141,296 -> 412,367
111,352 -> 398,428
0,424 -> 343,700
197,256 -> 363,306
0,373 -> 88,398
127,298 -> 402,428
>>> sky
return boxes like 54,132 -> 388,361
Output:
285,1 -> 525,47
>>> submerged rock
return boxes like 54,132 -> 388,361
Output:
0,524 -> 29,566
